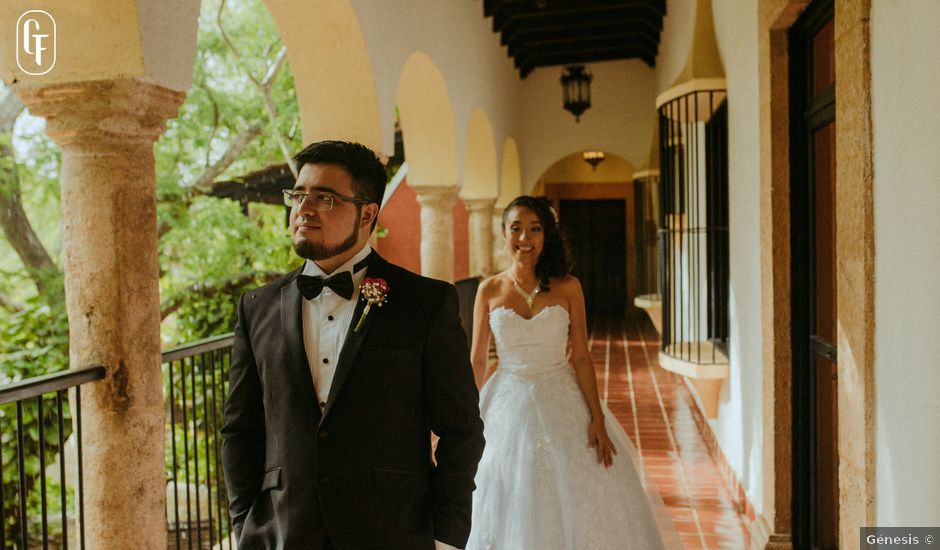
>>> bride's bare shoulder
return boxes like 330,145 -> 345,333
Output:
550,275 -> 583,295
478,272 -> 511,298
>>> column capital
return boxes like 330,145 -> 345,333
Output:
631,169 -> 661,183
412,185 -> 459,208
462,197 -> 497,214
15,79 -> 185,151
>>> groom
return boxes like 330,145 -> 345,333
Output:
221,140 -> 484,549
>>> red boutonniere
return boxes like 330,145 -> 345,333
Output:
354,278 -> 389,333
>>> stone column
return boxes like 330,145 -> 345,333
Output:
491,209 -> 511,273
17,80 -> 185,550
463,198 -> 496,277
413,185 -> 458,282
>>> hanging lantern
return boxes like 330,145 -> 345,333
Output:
582,150 -> 605,170
561,65 -> 592,122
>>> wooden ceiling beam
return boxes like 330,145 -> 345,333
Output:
500,16 -> 662,48
495,6 -> 664,34
506,30 -> 660,58
487,0 -> 666,20
483,0 -> 666,79
518,47 -> 656,78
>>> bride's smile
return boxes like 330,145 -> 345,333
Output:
504,206 -> 544,264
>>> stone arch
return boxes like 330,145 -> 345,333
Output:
497,137 -> 522,208
462,108 -> 499,200
395,51 -> 459,188
537,151 -> 636,185
264,0 -> 382,152
1,1 -> 200,91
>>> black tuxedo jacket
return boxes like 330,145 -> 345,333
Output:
221,254 -> 484,549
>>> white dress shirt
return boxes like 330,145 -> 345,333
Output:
301,244 -> 372,410
301,245 -> 462,550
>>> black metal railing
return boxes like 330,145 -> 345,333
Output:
162,334 -> 234,550
1,331 -> 237,550
0,365 -> 105,549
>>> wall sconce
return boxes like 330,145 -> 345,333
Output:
582,150 -> 605,170
561,65 -> 592,122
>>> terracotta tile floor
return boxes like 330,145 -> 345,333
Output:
587,313 -> 752,550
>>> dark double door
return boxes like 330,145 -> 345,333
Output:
558,199 -> 626,316
790,0 -> 839,548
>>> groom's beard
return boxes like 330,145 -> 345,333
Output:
294,207 -> 362,261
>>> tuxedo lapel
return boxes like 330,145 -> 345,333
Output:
320,254 -> 388,424
280,269 -> 318,401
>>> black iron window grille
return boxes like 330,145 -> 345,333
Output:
657,89 -> 730,365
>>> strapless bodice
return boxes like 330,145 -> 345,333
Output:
488,305 -> 570,376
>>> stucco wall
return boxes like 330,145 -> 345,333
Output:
710,0 -> 764,515
517,59 -> 657,189
377,180 -> 421,275
871,0 -> 940,524
656,0 -> 697,94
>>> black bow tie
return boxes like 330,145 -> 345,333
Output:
297,272 -> 354,300
296,252 -> 374,301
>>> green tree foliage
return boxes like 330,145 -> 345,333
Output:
156,0 -> 302,347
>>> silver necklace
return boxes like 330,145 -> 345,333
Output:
512,276 -> 540,308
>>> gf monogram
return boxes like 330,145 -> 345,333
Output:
16,10 -> 56,76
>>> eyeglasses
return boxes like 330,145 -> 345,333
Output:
282,189 -> 370,210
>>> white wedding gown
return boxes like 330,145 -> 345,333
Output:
467,305 -> 679,550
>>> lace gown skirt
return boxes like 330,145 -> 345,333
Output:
466,306 -> 669,550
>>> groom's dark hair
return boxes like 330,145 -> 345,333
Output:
502,195 -> 573,292
293,140 -> 388,229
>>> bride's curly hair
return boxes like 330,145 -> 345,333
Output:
502,196 -> 573,292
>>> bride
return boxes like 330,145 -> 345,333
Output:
466,196 -> 676,550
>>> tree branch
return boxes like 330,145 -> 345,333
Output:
0,88 -> 61,297
195,79 -> 221,171
217,0 -> 296,178
189,121 -> 264,193
258,46 -> 296,178
0,293 -> 24,313
217,0 -> 263,90
0,89 -> 25,133
160,270 -> 283,320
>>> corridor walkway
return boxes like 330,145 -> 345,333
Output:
587,314 -> 752,550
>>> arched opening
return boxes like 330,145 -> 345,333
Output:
538,152 -> 636,316
265,0 -> 382,151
